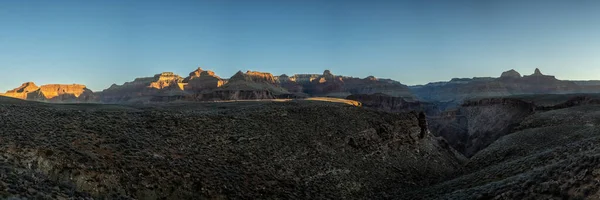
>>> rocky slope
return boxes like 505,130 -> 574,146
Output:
411,101 -> 600,199
428,98 -> 536,157
0,97 -> 463,199
427,94 -> 600,158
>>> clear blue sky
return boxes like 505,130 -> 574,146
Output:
1,0 -> 600,91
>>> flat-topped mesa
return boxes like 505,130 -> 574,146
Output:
37,84 -> 91,99
1,82 -> 94,102
500,69 -> 522,79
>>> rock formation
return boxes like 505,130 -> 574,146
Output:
100,72 -> 185,102
276,74 -> 305,95
2,82 -> 40,99
229,70 -> 277,84
183,68 -> 224,92
532,68 -> 543,76
1,82 -> 95,102
189,70 -> 291,101
307,70 -> 347,97
500,69 -> 521,79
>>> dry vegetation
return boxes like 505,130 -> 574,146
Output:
0,96 -> 460,199
4,93 -> 600,199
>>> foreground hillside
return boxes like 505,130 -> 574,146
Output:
0,97 -> 462,199
410,104 -> 600,199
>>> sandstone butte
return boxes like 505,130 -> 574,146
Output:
1,82 -> 91,100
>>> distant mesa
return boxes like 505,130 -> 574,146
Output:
1,82 -> 94,102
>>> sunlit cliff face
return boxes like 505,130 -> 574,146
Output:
38,84 -> 89,98
1,83 -> 91,100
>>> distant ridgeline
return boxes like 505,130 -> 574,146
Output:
409,68 -> 600,103
0,67 -> 415,103
2,67 -> 600,104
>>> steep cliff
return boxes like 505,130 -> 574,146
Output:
428,98 -> 536,157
